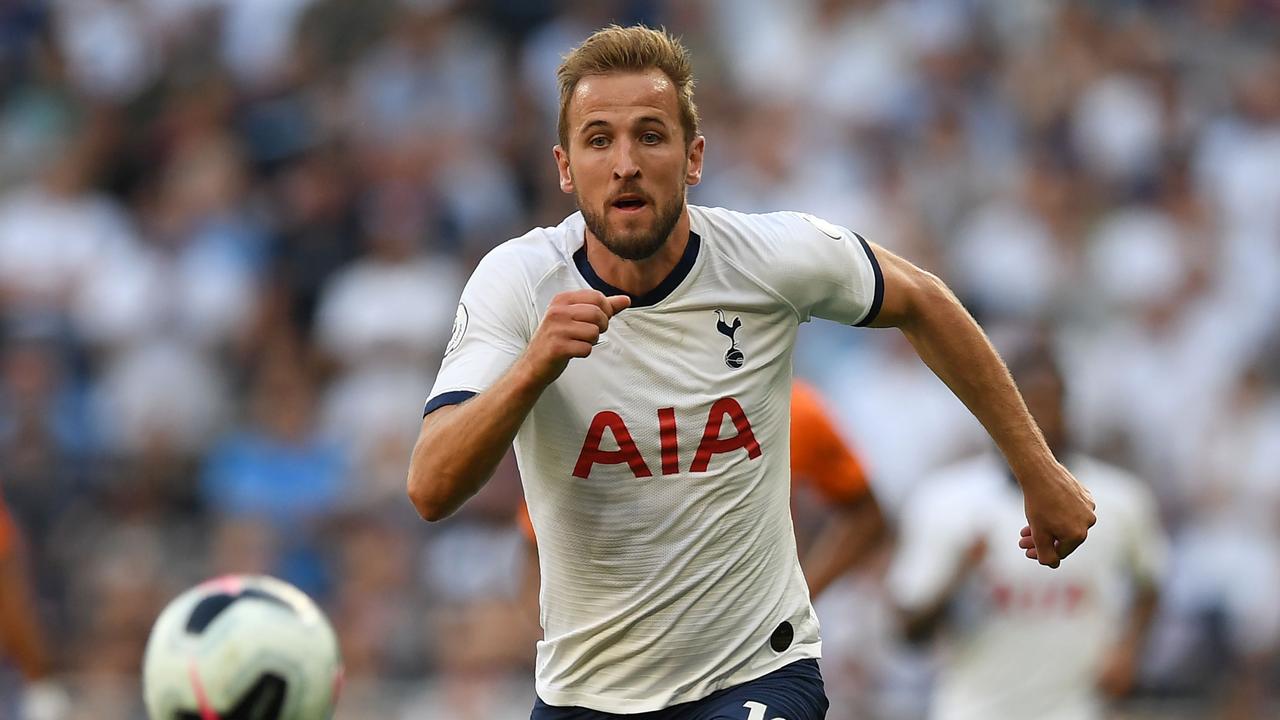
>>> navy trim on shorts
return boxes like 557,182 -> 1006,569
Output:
531,659 -> 828,719
574,231 -> 701,308
852,232 -> 884,327
423,390 -> 477,418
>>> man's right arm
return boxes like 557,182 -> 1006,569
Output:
407,364 -> 546,521
406,289 -> 630,521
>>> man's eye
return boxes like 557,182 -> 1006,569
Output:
589,136 -> 610,148
641,132 -> 662,144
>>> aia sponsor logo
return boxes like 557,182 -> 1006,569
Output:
573,398 -> 762,479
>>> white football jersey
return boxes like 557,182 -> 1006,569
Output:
887,453 -> 1168,720
426,205 -> 882,712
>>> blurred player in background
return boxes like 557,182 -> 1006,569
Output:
407,25 -> 1095,719
888,339 -> 1166,720
788,380 -> 889,599
516,380 -> 889,607
0,486 -> 69,720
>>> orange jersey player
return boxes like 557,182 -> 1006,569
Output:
517,380 -> 888,604
0,489 -> 68,720
0,496 -> 12,561
787,380 -> 889,598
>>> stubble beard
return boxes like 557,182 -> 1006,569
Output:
578,182 -> 686,262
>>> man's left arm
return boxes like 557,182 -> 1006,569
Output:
864,243 -> 1095,567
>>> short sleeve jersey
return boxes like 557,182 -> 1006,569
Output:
887,454 -> 1168,720
426,206 -> 882,713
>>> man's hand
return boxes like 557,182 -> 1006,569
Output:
518,289 -> 631,388
1017,463 -> 1096,568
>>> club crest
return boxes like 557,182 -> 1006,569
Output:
714,309 -> 744,369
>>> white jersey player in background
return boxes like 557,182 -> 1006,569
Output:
406,25 -> 1096,719
889,337 -> 1167,720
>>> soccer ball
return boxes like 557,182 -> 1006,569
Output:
142,575 -> 343,720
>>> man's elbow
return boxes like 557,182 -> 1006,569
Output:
406,468 -> 456,522
904,267 -> 956,315
869,253 -> 958,329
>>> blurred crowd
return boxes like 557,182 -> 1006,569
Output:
0,0 -> 1277,718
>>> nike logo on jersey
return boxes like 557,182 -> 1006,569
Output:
714,309 -> 745,369
798,212 -> 844,240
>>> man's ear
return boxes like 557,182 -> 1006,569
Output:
685,135 -> 706,187
553,145 -> 574,194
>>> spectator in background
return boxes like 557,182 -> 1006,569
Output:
202,344 -> 346,522
263,147 -> 362,338
74,131 -> 265,351
0,321 -> 93,506
328,517 -> 425,682
0,120 -> 136,320
201,344 -> 347,595
314,212 -> 462,371
948,151 -> 1083,324
1164,355 -> 1280,720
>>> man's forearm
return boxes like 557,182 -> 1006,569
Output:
408,360 -> 545,521
803,496 -> 887,599
896,277 -> 1055,476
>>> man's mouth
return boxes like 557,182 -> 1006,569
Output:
611,194 -> 648,213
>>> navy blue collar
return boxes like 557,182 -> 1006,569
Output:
573,231 -> 701,308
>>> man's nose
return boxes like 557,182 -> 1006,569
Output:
612,140 -> 640,179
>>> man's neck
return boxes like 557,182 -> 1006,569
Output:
584,210 -> 691,296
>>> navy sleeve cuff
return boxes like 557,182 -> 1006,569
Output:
852,233 -> 884,328
423,390 -> 478,418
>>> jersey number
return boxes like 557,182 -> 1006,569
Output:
744,701 -> 786,720
573,397 -> 763,479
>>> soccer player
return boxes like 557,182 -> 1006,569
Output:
0,490 -> 68,720
407,25 -> 1095,719
515,380 -> 889,604
787,380 -> 888,598
887,340 -> 1166,720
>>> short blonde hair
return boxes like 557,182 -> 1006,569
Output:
557,25 -> 701,150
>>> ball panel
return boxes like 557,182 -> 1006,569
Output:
186,588 -> 294,634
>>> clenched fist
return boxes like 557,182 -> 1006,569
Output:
519,289 -> 631,388
1017,461 -> 1097,568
